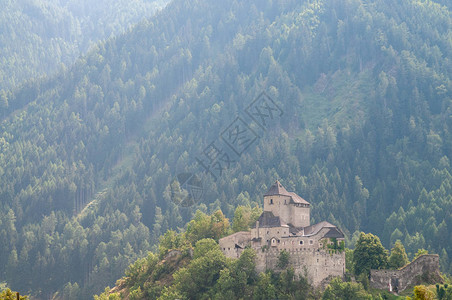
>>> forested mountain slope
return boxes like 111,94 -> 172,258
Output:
0,0 -> 168,90
93,211 -> 449,299
0,0 -> 451,298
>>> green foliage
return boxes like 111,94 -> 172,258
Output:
173,246 -> 227,299
0,288 -> 28,300
276,267 -> 311,299
414,249 -> 430,260
156,286 -> 184,300
322,277 -> 372,300
357,273 -> 370,291
193,238 -> 219,259
185,210 -> 230,244
388,240 -> 409,269
2,0 -> 452,297
235,248 -> 257,284
277,249 -> 290,269
353,233 -> 388,277
158,230 -> 187,259
214,247 -> 257,298
0,0 -> 168,90
326,238 -> 345,253
93,287 -> 120,300
412,285 -> 435,300
232,205 -> 262,232
95,212 -> 315,299
129,286 -> 143,300
345,248 -> 354,274
254,272 -> 276,300
61,282 -> 81,300
436,283 -> 452,300
125,252 -> 159,286
215,268 -> 239,299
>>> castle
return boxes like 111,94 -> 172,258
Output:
219,180 -> 346,286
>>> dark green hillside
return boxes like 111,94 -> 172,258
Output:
93,210 -> 336,299
94,210 -> 447,299
0,0 -> 168,90
0,0 -> 451,298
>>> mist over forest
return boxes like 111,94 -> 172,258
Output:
0,0 -> 451,298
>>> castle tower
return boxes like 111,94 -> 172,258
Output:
263,180 -> 310,227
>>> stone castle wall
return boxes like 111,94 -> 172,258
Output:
220,226 -> 346,286
219,231 -> 250,258
253,228 -> 345,286
263,195 -> 310,227
370,254 -> 440,292
255,247 -> 344,286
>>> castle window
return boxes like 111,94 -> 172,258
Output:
270,199 -> 273,205
284,200 -> 286,204
309,240 -> 313,245
299,241 -> 304,245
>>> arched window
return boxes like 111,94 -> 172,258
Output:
270,199 -> 273,204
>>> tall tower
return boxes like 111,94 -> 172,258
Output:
263,180 -> 310,227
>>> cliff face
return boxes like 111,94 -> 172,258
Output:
370,254 -> 442,292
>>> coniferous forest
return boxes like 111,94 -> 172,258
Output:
0,0 -> 451,298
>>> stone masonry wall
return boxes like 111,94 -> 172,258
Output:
253,229 -> 345,287
219,231 -> 250,258
255,247 -> 344,286
370,254 -> 440,292
263,195 -> 310,227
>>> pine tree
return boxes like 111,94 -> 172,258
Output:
388,240 -> 409,269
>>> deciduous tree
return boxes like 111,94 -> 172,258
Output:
353,232 -> 388,277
